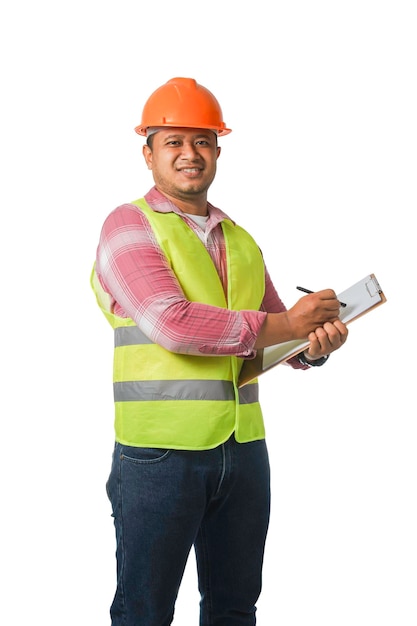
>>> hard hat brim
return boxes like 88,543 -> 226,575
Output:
134,123 -> 232,137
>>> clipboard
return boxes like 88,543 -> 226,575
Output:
238,273 -> 387,387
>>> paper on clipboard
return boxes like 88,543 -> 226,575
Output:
238,273 -> 386,387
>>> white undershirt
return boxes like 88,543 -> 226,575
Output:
184,213 -> 209,230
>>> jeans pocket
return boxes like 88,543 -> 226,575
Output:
120,444 -> 172,464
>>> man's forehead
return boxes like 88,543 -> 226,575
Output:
148,127 -> 217,139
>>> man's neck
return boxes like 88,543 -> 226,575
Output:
158,189 -> 208,216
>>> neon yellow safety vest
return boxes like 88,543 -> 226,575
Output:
91,198 -> 266,450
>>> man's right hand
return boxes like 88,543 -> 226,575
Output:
254,289 -> 342,349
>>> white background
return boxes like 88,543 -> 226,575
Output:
1,1 -> 416,624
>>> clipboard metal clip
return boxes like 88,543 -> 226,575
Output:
366,274 -> 382,298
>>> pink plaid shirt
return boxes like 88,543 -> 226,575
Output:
95,187 -> 304,367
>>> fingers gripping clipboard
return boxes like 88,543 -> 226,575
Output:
238,274 -> 387,387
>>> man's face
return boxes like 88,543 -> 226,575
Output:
142,128 -> 221,204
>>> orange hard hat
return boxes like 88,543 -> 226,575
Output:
134,77 -> 231,137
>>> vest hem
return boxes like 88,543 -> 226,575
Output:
114,429 -> 265,451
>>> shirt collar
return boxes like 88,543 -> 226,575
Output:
144,186 -> 235,230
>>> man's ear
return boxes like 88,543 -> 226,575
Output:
142,144 -> 152,170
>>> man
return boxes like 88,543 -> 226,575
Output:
91,77 -> 348,625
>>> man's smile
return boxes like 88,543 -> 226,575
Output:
178,167 -> 203,177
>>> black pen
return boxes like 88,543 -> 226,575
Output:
296,286 -> 347,308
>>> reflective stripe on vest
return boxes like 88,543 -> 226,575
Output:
91,198 -> 266,449
113,325 -> 259,406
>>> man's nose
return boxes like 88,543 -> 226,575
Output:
180,142 -> 199,158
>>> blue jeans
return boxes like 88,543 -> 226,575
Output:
106,435 -> 271,625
